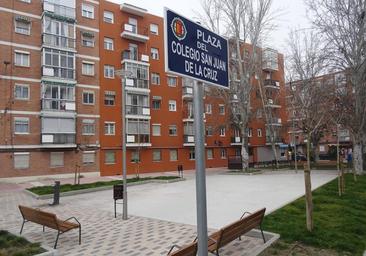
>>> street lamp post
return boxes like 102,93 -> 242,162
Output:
116,69 -> 133,220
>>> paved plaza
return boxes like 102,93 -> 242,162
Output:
0,169 -> 337,255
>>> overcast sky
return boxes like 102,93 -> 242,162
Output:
108,0 -> 310,54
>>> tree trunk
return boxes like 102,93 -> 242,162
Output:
241,140 -> 249,171
353,142 -> 364,175
313,142 -> 320,163
304,164 -> 313,232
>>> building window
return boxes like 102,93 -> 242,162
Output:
83,151 -> 95,165
131,150 -> 140,163
43,48 -> 75,79
14,117 -> 29,134
167,77 -> 177,87
256,109 -> 263,118
81,32 -> 95,47
104,122 -> 115,135
151,48 -> 159,60
14,51 -> 30,67
15,19 -> 30,35
169,125 -> 177,136
150,24 -> 159,35
152,149 -> 162,162
104,37 -> 114,50
14,152 -> 30,169
248,128 -> 253,137
220,149 -> 227,159
152,124 -> 161,136
257,128 -> 262,137
82,91 -> 94,105
206,126 -> 213,136
170,149 -> 178,161
20,0 -> 31,3
219,126 -> 226,136
105,151 -> 116,164
82,119 -> 95,135
189,149 -> 195,160
14,84 -> 29,100
82,4 -> 94,19
219,105 -> 225,115
151,73 -> 160,85
82,62 -> 95,76
169,100 -> 177,111
207,149 -> 213,159
152,99 -> 161,109
50,152 -> 64,167
205,104 -> 212,114
103,11 -> 114,23
104,65 -> 115,78
104,91 -> 116,106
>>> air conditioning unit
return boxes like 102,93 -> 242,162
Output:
141,54 -> 149,62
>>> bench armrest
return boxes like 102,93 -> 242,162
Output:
62,216 -> 81,226
167,244 -> 181,255
240,211 -> 252,219
193,236 -> 217,244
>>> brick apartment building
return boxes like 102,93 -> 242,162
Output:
0,0 -> 288,178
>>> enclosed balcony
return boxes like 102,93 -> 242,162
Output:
43,34 -> 76,50
231,136 -> 242,146
126,134 -> 151,147
126,105 -> 150,117
42,133 -> 76,145
121,23 -> 149,43
265,136 -> 283,145
121,50 -> 149,63
42,99 -> 76,112
120,3 -> 147,17
265,118 -> 282,126
262,48 -> 278,71
264,79 -> 280,89
41,117 -> 76,146
182,86 -> 193,100
43,1 -> 76,21
183,135 -> 195,146
265,99 -> 281,108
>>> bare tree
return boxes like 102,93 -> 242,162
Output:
198,0 -> 276,170
305,0 -> 366,175
286,29 -> 332,231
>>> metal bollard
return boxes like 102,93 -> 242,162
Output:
50,181 -> 60,206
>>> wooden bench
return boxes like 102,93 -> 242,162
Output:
167,241 -> 197,256
19,205 -> 81,249
207,208 -> 266,256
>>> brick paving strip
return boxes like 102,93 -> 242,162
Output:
0,189 -> 275,256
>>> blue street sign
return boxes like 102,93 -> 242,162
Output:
164,8 -> 229,89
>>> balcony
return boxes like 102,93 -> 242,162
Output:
182,86 -> 193,100
266,118 -> 282,126
43,33 -> 76,50
264,79 -> 280,89
42,99 -> 76,112
126,134 -> 151,147
42,66 -> 75,81
120,3 -> 147,17
183,135 -> 195,146
265,99 -> 281,108
121,50 -> 150,63
231,136 -> 242,145
262,48 -> 278,71
41,133 -> 76,145
43,1 -> 76,21
266,136 -> 283,145
121,23 -> 149,43
125,78 -> 149,91
126,105 -> 150,118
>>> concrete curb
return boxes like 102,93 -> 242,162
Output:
363,250 -> 366,256
224,171 -> 264,176
36,245 -> 57,256
25,178 -> 186,200
246,229 -> 280,256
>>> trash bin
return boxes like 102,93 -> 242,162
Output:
113,184 -> 124,218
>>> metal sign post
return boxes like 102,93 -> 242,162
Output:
116,69 -> 133,220
164,8 -> 229,256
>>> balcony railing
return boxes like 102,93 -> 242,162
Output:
183,87 -> 194,98
122,50 -> 149,62
126,134 -> 150,144
43,1 -> 76,20
266,136 -> 283,144
231,136 -> 242,144
43,33 -> 76,49
121,23 -> 149,42
266,118 -> 282,125
265,99 -> 281,108
184,135 -> 195,144
125,78 -> 149,89
264,79 -> 280,89
126,105 -> 150,116
42,66 -> 75,80
42,133 -> 76,144
42,99 -> 76,112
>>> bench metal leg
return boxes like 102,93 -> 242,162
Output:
43,226 -> 45,232
260,224 -> 266,243
114,200 -> 116,218
79,225 -> 82,245
54,231 -> 61,249
20,219 -> 26,234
